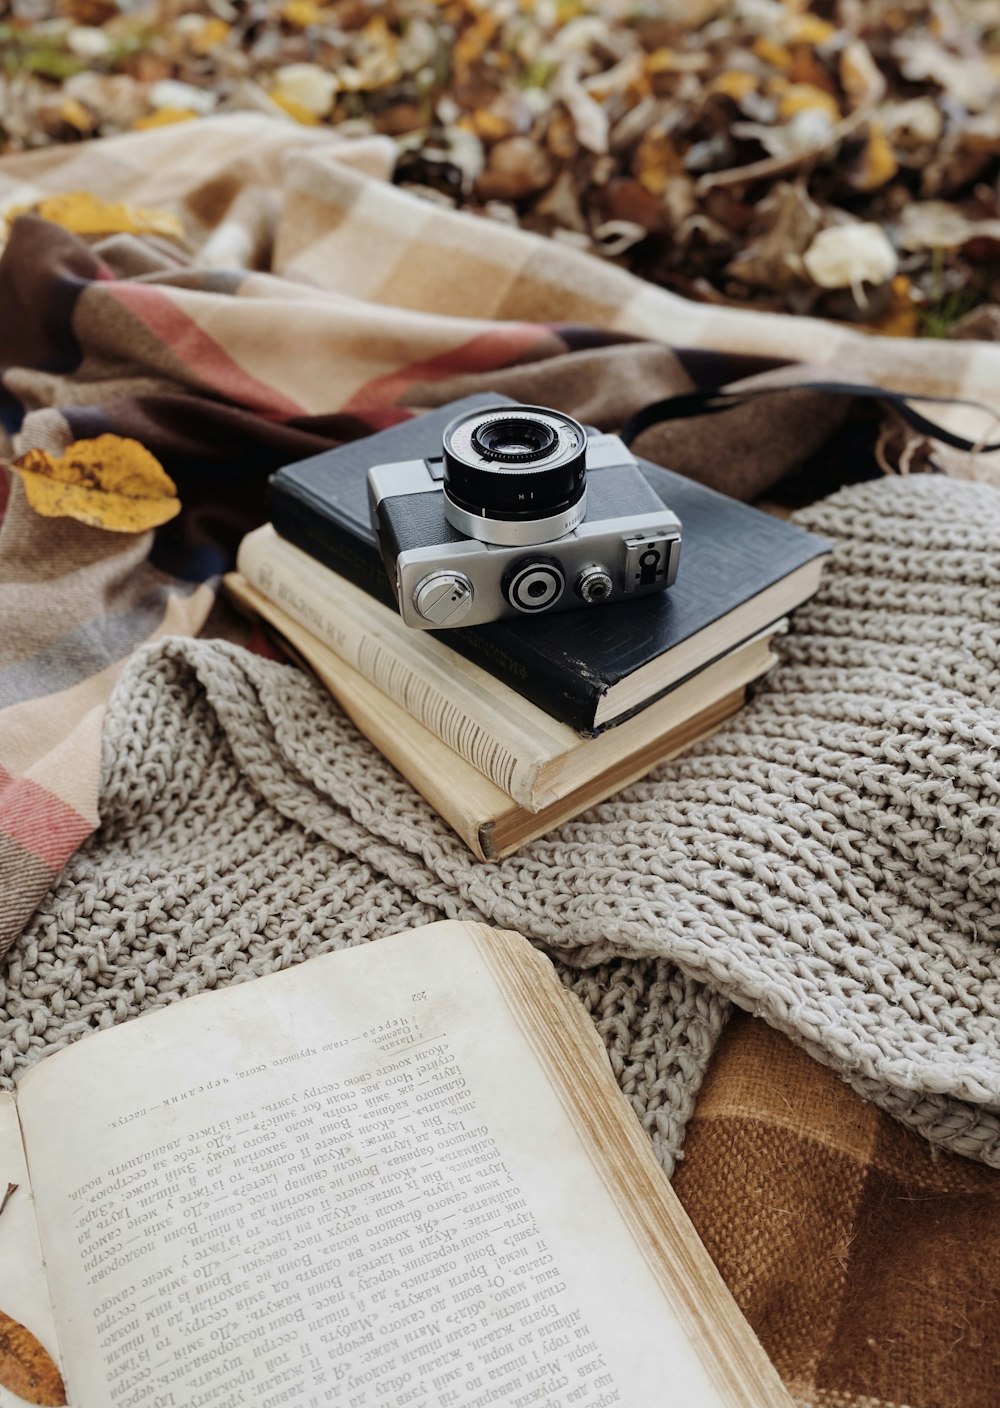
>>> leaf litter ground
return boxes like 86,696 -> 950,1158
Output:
3,1 -> 1000,332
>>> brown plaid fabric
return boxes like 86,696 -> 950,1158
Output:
675,1013 -> 1000,1408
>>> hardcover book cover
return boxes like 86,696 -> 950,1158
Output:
268,394 -> 828,732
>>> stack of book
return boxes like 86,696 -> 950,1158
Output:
226,396 -> 829,860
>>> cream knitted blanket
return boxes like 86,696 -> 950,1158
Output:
3,474 -> 999,1174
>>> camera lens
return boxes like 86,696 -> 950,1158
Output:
441,405 -> 588,547
471,417 -> 557,463
502,558 -> 565,614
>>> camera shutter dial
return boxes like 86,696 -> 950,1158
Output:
412,571 -> 474,625
502,557 -> 566,614
441,406 -> 588,547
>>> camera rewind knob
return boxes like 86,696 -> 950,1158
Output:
575,566 -> 614,604
412,571 -> 474,626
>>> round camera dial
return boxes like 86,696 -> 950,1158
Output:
502,557 -> 566,614
412,571 -> 474,626
441,406 -> 588,546
575,566 -> 614,604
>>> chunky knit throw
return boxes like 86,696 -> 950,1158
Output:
3,475 -> 999,1175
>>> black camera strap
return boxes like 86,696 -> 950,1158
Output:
620,380 -> 1000,455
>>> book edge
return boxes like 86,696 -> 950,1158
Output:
467,926 -> 795,1408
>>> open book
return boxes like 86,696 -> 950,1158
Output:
0,922 -> 792,1408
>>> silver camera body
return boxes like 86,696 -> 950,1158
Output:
367,404 -> 682,630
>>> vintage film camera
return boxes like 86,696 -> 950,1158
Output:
367,403 -> 682,629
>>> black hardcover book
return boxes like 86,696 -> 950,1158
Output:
267,394 -> 829,733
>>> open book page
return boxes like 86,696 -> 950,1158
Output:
15,921 -> 744,1408
475,934 -> 791,1408
0,1092 -> 63,1408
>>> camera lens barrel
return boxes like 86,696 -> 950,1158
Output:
441,406 -> 588,547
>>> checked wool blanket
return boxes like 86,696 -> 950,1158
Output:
2,114 -> 1000,1408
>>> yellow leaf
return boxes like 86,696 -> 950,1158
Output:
860,275 -> 920,338
189,16 -> 231,53
12,191 -> 184,240
785,14 -> 836,45
281,0 -> 322,27
0,1309 -> 67,1406
470,108 -> 515,141
709,70 -> 757,100
133,107 -> 200,130
270,92 -> 322,125
645,47 -> 677,74
854,122 -> 898,191
10,437 -> 181,533
753,36 -> 792,70
59,97 -> 94,132
778,83 -> 840,122
634,131 -> 683,196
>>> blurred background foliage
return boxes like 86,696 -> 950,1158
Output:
3,0 -> 1000,333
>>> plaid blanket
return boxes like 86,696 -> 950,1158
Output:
2,115 -> 1000,1408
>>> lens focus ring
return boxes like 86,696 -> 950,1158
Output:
441,405 -> 587,534
502,557 -> 565,614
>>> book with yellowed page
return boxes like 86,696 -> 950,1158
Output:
0,921 -> 794,1408
224,572 -> 770,860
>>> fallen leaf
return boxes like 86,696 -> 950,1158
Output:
725,181 -> 822,290
148,79 -> 217,115
64,26 -> 110,60
896,200 -> 1000,254
10,437 -> 181,533
58,97 -> 94,132
709,70 -> 757,101
858,274 -> 921,337
753,36 -> 792,71
0,1310 -> 67,1407
281,0 -> 324,28
839,39 -> 887,108
133,108 -> 199,130
850,122 -> 898,191
475,136 -> 552,201
733,107 -> 837,160
269,93 -> 321,125
777,84 -> 840,124
552,63 -> 609,154
7,191 -> 183,241
0,1183 -> 15,1219
784,13 -> 837,46
187,17 -> 232,55
894,36 -> 999,113
881,97 -> 943,150
633,129 -> 683,195
271,63 -> 339,117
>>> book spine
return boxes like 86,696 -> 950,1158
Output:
269,487 -> 600,732
237,532 -> 555,810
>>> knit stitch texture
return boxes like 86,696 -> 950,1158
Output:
3,475 -> 999,1173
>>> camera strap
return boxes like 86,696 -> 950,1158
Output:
619,380 -> 1000,455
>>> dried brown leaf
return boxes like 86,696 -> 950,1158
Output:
726,182 -> 822,291
475,136 -> 552,202
0,1311 -> 67,1407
